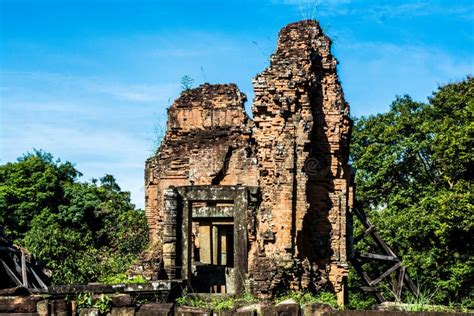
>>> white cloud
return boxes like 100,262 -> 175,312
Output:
0,71 -> 179,208
91,82 -> 177,102
1,71 -> 178,103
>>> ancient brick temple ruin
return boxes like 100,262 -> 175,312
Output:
139,20 -> 353,304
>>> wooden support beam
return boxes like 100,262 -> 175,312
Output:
353,208 -> 397,257
357,252 -> 399,262
1,259 -> 23,286
371,231 -> 397,257
351,204 -> 420,303
395,266 -> 406,300
0,245 -> 20,252
26,265 -> 48,289
21,251 -> 28,287
404,271 -> 419,296
354,225 -> 375,243
370,261 -> 402,286
361,286 -> 380,292
351,259 -> 385,303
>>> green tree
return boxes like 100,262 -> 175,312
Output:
0,151 -> 148,284
0,150 -> 79,241
351,77 -> 473,304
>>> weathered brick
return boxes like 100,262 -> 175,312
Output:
138,20 -> 352,303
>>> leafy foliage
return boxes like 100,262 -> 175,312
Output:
101,273 -> 147,285
76,292 -> 112,314
175,290 -> 257,311
0,150 -> 148,284
0,150 -> 80,240
93,294 -> 112,314
76,292 -> 93,310
351,77 -> 473,304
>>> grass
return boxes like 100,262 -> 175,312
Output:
175,290 -> 257,311
174,287 -> 472,312
275,290 -> 340,309
377,282 -> 472,313
175,289 -> 340,311
100,273 -> 147,285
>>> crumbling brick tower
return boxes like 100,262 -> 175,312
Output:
141,20 -> 352,304
250,20 -> 352,302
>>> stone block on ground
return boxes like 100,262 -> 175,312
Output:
37,299 -> 49,316
276,299 -> 300,316
137,302 -> 173,316
112,306 -> 137,316
50,299 -> 69,316
110,294 -> 133,307
302,302 -> 335,316
79,307 -> 99,316
175,305 -> 212,315
0,295 -> 41,313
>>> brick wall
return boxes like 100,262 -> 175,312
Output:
143,20 -> 352,302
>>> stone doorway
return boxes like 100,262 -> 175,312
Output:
163,186 -> 253,294
192,218 -> 234,293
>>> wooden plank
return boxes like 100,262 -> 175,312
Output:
1,259 -> 23,286
370,261 -> 402,286
21,251 -> 28,287
352,205 -> 420,302
371,231 -> 397,257
26,265 -> 48,289
219,227 -> 227,266
9,252 -> 22,274
395,266 -> 406,300
0,245 -> 20,252
404,272 -> 419,295
353,207 -> 397,257
357,252 -> 398,262
351,259 -> 385,303
360,286 -> 380,292
352,207 -> 370,229
354,225 -> 375,243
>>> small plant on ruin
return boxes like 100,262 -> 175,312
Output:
101,273 -> 147,285
276,290 -> 340,309
175,294 -> 208,308
175,290 -> 240,311
76,292 -> 93,310
209,297 -> 236,311
180,75 -> 194,92
297,0 -> 318,20
239,291 -> 258,304
93,294 -> 112,314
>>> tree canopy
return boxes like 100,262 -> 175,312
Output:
351,77 -> 473,304
0,150 -> 148,284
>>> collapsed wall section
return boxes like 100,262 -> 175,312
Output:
145,83 -> 258,249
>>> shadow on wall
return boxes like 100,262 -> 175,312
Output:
298,50 -> 334,292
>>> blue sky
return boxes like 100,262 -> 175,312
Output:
1,0 -> 473,208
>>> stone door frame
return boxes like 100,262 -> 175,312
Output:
173,185 -> 250,293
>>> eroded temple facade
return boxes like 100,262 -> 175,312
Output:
140,20 -> 353,304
